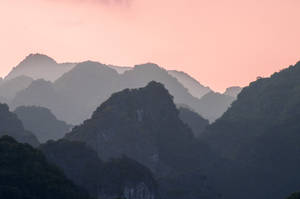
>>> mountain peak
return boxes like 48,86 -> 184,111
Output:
168,70 -> 211,99
21,53 -> 57,66
65,81 -> 210,176
91,81 -> 176,120
5,53 -> 75,81
223,86 -> 242,98
132,63 -> 163,71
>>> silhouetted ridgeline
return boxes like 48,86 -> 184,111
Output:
4,53 -> 300,199
168,70 -> 211,99
5,53 -> 75,81
200,61 -> 300,199
223,86 -> 242,98
6,54 -> 235,124
0,136 -> 92,199
65,81 -> 220,199
40,139 -> 159,199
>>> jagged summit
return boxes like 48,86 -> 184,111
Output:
133,62 -> 162,69
168,70 -> 211,99
89,81 -> 178,125
66,81 -> 213,176
5,53 -> 75,81
20,53 -> 57,66
56,61 -> 118,80
65,81 -> 218,199
223,86 -> 242,98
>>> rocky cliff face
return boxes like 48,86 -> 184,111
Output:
223,86 -> 242,98
123,183 -> 156,199
64,82 -> 219,199
65,81 -> 213,176
40,139 -> 159,199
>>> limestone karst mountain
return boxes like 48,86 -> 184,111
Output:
108,65 -> 132,74
0,136 -> 92,199
0,76 -> 33,102
11,58 -> 234,124
65,81 -> 219,199
201,61 -> 300,199
14,106 -> 72,143
197,91 -> 235,122
168,70 -> 211,99
40,139 -> 159,199
178,106 -> 209,137
223,86 -> 242,98
0,103 -> 39,147
5,53 -> 76,82
54,61 -> 122,123
11,79 -> 62,117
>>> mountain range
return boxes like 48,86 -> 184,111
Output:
65,81 -> 220,199
168,70 -> 212,99
40,139 -> 159,199
3,54 -> 238,124
4,53 -> 300,199
5,54 -> 75,82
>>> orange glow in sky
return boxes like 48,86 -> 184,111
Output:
1,0 -> 300,91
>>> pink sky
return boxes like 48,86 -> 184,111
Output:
1,0 -> 300,91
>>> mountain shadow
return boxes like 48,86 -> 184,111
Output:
0,136 -> 92,199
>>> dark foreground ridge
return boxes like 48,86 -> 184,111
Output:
0,135 -> 92,199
